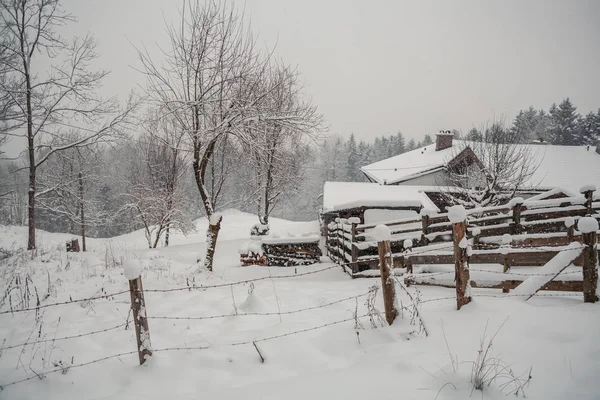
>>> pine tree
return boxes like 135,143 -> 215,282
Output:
346,133 -> 359,181
422,134 -> 433,146
406,138 -> 417,151
577,112 -> 599,146
511,106 -> 538,142
549,98 -> 580,145
534,109 -> 550,142
394,131 -> 406,155
466,127 -> 483,141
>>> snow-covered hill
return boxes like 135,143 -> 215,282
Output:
1,211 -> 599,400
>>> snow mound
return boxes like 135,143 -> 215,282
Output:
578,217 -> 599,234
238,290 -> 267,314
403,239 -> 413,249
564,217 -> 576,228
123,259 -> 142,280
471,227 -> 482,236
502,234 -> 512,245
580,184 -> 596,193
347,217 -> 361,224
508,197 -> 525,207
448,205 -> 466,223
373,224 -> 391,242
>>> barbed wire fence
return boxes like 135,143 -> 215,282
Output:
0,254 -> 589,391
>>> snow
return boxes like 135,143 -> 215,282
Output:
471,227 -> 482,236
458,237 -> 469,249
322,182 -> 438,212
578,216 -> 599,233
363,209 -> 418,226
123,259 -> 142,280
564,217 -> 576,228
419,207 -> 437,217
373,224 -> 391,242
508,197 -> 524,207
361,142 -> 458,185
502,233 -> 512,245
2,212 -> 600,400
579,184 -> 596,193
209,212 -> 223,225
361,140 -> 600,194
347,217 -> 361,224
403,239 -> 413,249
447,205 -> 466,223
510,243 -> 585,299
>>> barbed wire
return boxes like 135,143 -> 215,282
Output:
148,290 -> 372,321
0,313 -> 370,389
1,323 -> 127,351
0,290 -> 130,315
0,350 -> 140,389
144,264 -> 341,293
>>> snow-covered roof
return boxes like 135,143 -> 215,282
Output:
360,142 -> 459,185
361,140 -> 600,194
322,182 -> 439,212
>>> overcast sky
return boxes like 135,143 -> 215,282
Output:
45,0 -> 600,143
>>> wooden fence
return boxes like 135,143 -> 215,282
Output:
326,188 -> 600,277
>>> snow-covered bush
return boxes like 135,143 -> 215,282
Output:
250,223 -> 270,237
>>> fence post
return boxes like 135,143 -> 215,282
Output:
580,186 -> 596,215
350,218 -> 360,268
124,260 -> 152,365
375,225 -> 398,325
579,216 -> 598,303
510,198 -> 524,235
449,205 -> 472,310
421,212 -> 430,238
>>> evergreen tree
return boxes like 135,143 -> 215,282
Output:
511,106 -> 538,142
422,134 -> 433,146
406,138 -> 417,151
346,133 -> 359,181
466,127 -> 483,141
534,109 -> 550,142
548,98 -> 580,145
576,112 -> 600,146
394,131 -> 406,155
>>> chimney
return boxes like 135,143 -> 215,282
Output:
596,142 -> 600,155
435,130 -> 454,151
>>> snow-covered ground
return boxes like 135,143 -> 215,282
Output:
1,210 -> 600,399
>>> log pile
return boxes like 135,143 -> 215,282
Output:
240,238 -> 322,267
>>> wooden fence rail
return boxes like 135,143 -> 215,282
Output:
326,188 -> 600,277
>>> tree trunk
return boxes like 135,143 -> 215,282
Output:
194,137 -> 220,272
203,214 -> 222,272
26,66 -> 35,250
79,171 -> 86,252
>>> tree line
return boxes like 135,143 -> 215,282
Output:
466,98 -> 600,146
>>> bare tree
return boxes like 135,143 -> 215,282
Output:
242,66 -> 321,233
137,1 -> 322,271
0,0 -> 136,250
443,121 -> 539,208
119,121 -> 194,249
36,136 -> 106,250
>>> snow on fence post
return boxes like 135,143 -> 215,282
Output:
580,185 -> 596,215
448,205 -> 472,310
509,197 -> 524,235
375,225 -> 398,325
579,217 -> 599,303
124,260 -> 152,365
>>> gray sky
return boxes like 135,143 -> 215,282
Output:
31,0 -> 600,144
